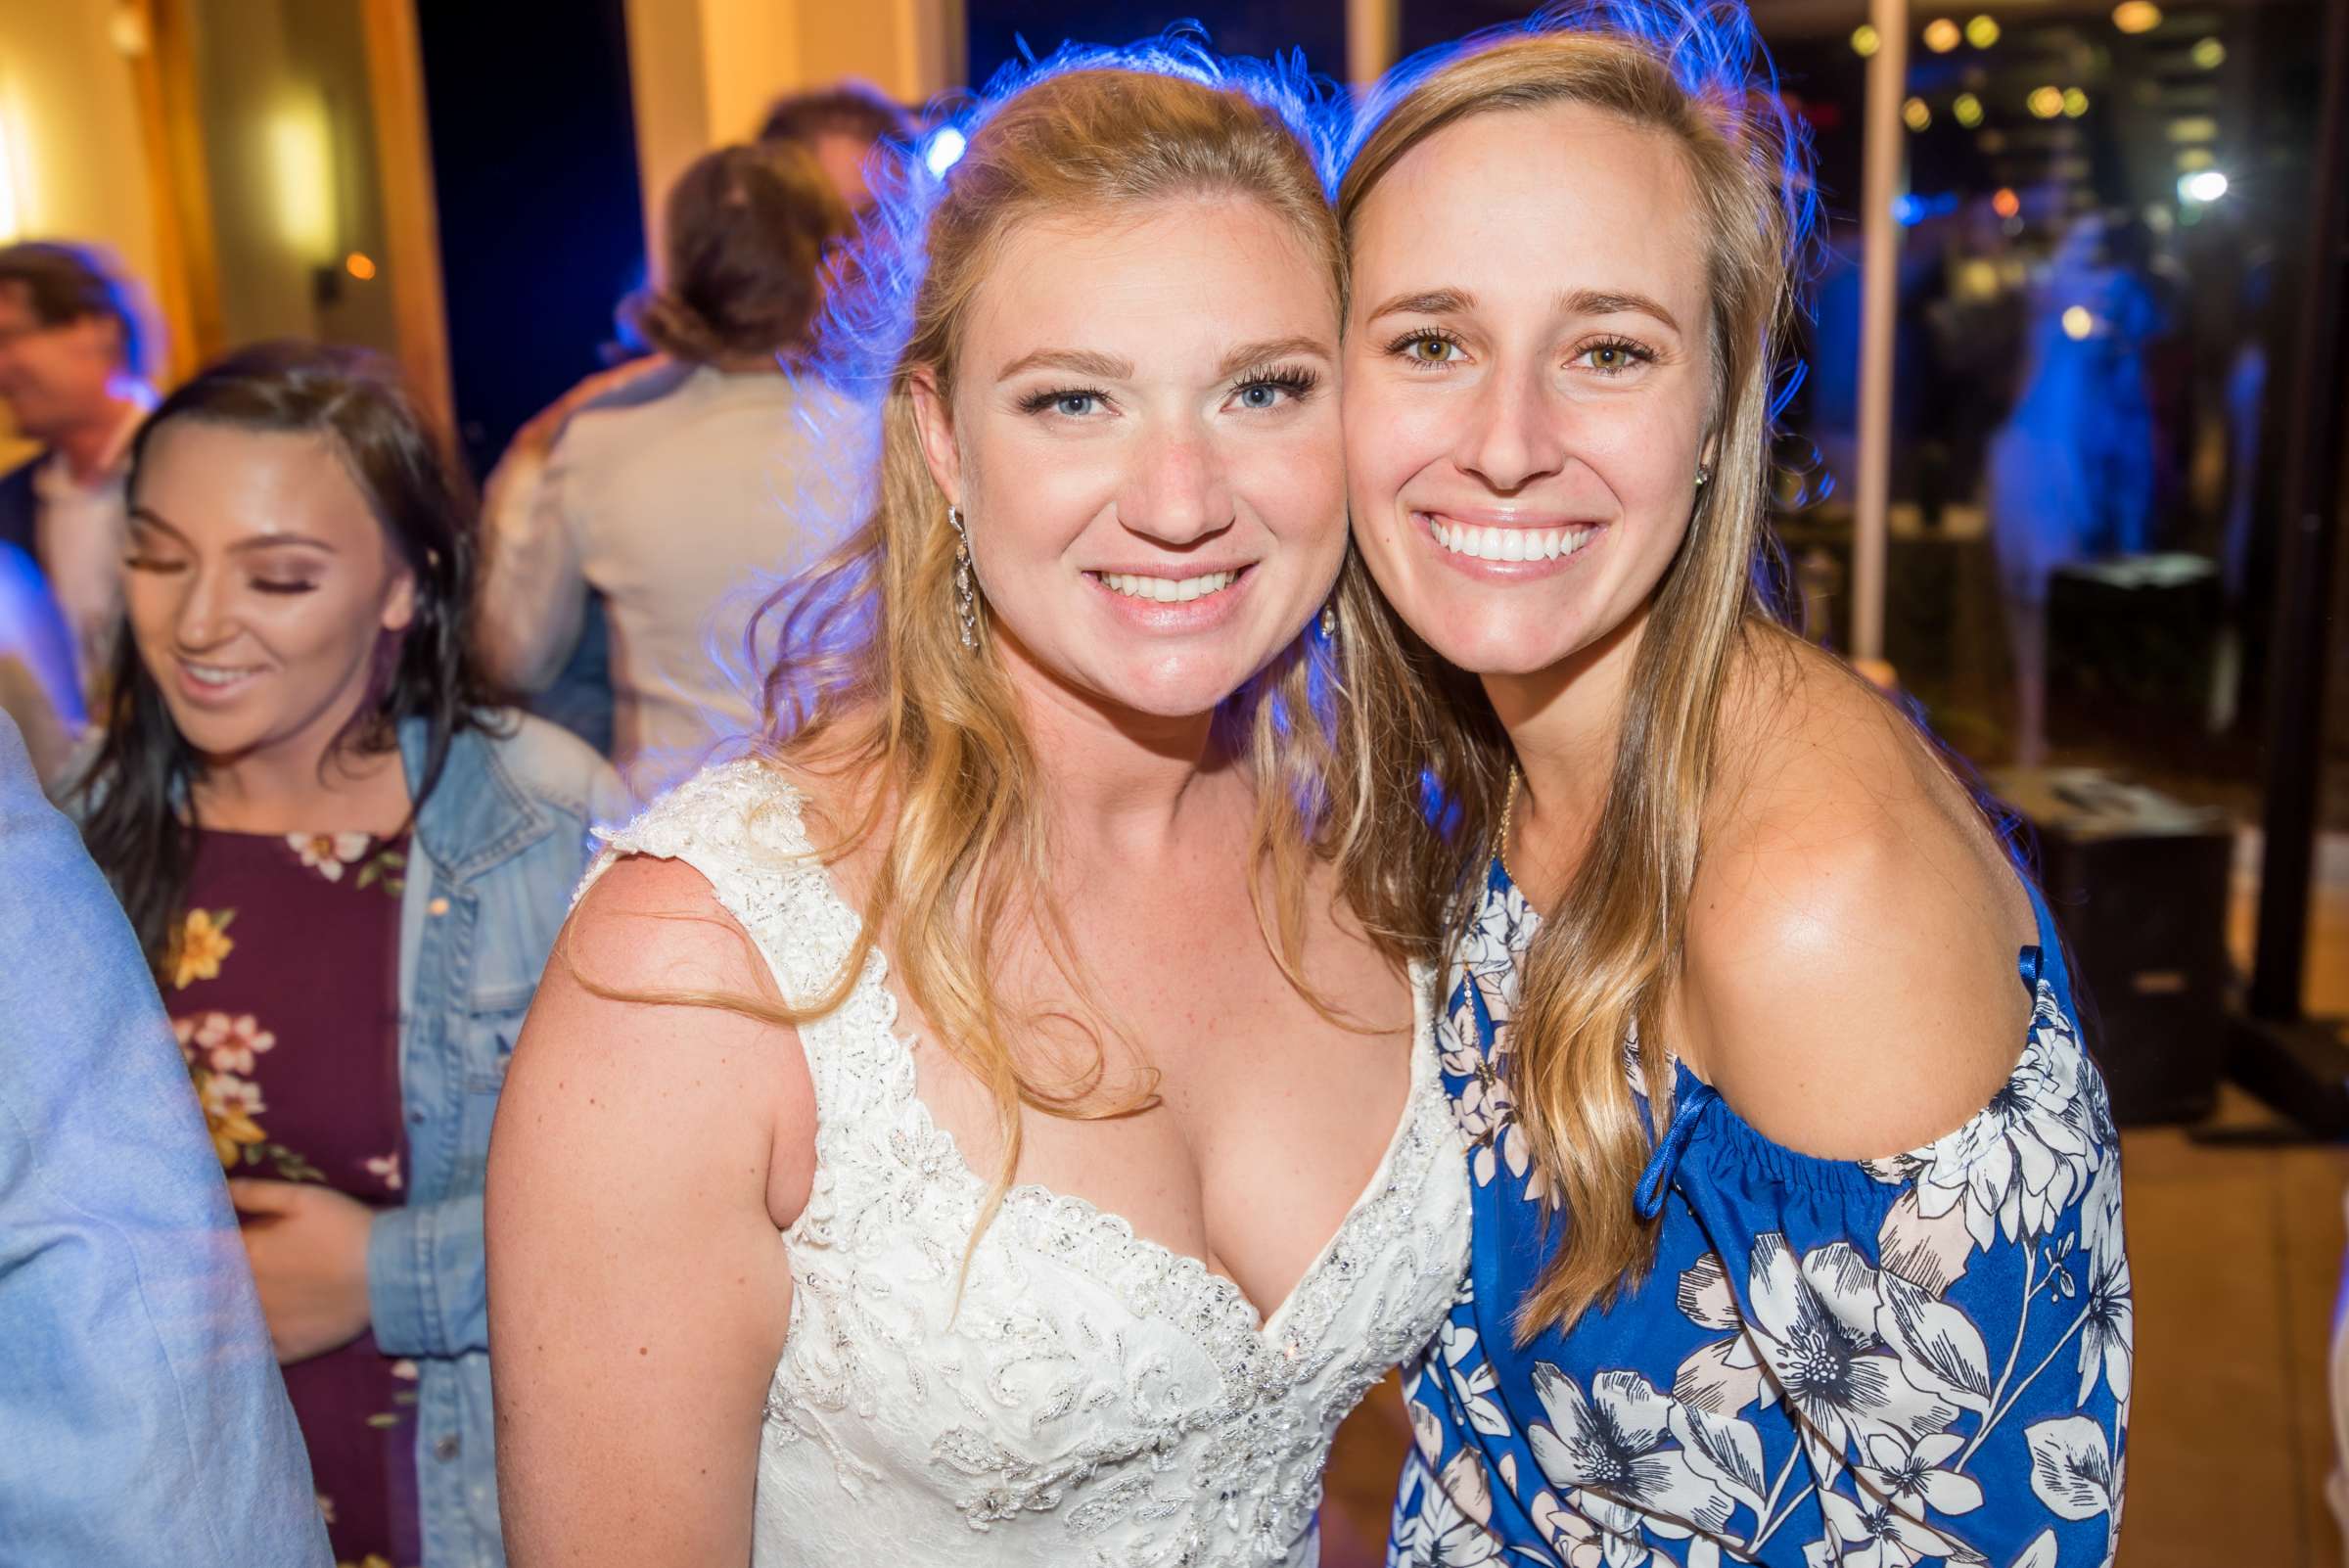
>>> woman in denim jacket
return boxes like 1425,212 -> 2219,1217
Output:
71,343 -> 625,1568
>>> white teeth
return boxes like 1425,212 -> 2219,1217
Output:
1097,571 -> 1238,604
1427,519 -> 1595,563
184,664 -> 253,686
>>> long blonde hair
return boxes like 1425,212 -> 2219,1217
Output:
675,45 -> 1401,1252
1335,3 -> 1815,1340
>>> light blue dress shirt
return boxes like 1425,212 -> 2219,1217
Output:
0,707 -> 331,1566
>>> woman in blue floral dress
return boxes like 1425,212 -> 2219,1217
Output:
1331,7 -> 2130,1566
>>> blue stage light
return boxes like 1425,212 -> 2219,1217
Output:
924,127 -> 967,175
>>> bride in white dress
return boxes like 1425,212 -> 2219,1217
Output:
486,45 -> 1469,1567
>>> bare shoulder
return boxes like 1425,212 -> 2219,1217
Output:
1676,634 -> 2039,1159
562,852 -> 788,1004
501,852 -> 817,1225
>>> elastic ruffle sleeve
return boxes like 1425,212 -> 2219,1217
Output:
1652,947 -> 2129,1568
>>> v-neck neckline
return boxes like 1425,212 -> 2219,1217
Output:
875,951 -> 1440,1348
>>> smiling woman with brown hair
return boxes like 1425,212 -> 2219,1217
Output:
70,341 -> 623,1568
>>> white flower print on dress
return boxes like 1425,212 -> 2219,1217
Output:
1814,1487 -> 1961,1568
1865,1000 -> 2097,1251
179,1010 -> 277,1075
1852,1430 -> 1983,1524
1432,1319 -> 1511,1440
289,832 -> 373,882
1442,876 -> 1540,1194
1392,1453 -> 1510,1567
1525,1367 -> 1736,1546
1738,1238 -> 1959,1466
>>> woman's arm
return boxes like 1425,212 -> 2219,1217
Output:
487,855 -> 815,1566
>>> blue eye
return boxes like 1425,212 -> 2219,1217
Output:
1054,392 -> 1099,417
1229,366 -> 1318,409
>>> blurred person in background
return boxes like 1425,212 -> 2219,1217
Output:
1988,211 -> 2165,764
0,706 -> 328,1568
476,140 -> 861,793
69,343 -> 622,1568
757,78 -> 915,216
0,242 -> 157,766
473,82 -> 913,768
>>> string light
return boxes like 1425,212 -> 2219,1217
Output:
2112,1 -> 2163,33
1851,23 -> 1881,56
1954,92 -> 1984,127
1965,15 -> 2001,47
1924,18 -> 1962,51
1904,96 -> 1933,130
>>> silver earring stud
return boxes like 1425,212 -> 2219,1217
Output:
1694,463 -> 1713,488
1318,600 -> 1338,641
947,505 -> 978,650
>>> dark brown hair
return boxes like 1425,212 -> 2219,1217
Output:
621,142 -> 852,365
0,241 -> 147,377
756,81 -> 912,151
75,342 -> 501,973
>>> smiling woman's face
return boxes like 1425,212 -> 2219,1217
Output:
1343,100 -> 1714,679
123,420 -> 414,766
912,194 -> 1346,721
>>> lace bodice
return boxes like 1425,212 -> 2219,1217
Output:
580,761 -> 1471,1565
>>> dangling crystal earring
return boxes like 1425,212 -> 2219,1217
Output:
947,505 -> 979,650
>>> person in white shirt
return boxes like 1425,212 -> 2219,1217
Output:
0,243 -> 156,710
476,140 -> 868,794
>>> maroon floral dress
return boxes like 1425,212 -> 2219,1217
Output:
168,827 -> 420,1568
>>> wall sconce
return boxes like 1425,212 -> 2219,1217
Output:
268,95 -> 337,260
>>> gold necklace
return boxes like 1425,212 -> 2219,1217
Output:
1497,766 -> 1521,885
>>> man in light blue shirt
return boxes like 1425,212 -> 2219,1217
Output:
0,708 -> 328,1565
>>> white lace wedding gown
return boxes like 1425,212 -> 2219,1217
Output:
581,761 -> 1471,1565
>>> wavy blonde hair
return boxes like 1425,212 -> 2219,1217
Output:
635,45 -> 1409,1257
1335,3 -> 1815,1340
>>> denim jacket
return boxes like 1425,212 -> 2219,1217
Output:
372,714 -> 625,1567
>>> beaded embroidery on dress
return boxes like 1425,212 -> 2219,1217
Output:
578,761 -> 1472,1565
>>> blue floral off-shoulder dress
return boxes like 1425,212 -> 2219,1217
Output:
1389,859 -> 2131,1568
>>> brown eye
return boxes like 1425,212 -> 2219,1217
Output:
1576,340 -> 1653,376
1394,333 -> 1460,365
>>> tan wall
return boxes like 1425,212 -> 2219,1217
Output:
188,0 -> 398,354
0,0 -> 166,356
625,0 -> 961,259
